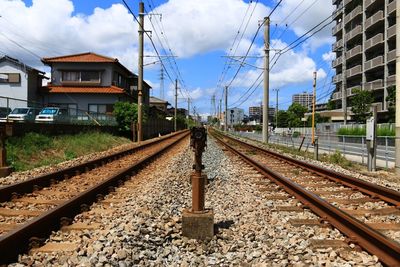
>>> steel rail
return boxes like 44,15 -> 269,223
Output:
0,131 -> 189,264
0,130 -> 188,202
213,130 -> 400,207
211,130 -> 400,266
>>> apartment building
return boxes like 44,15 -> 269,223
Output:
292,92 -> 313,109
330,0 -> 396,122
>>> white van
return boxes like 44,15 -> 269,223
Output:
35,107 -> 69,123
7,107 -> 40,122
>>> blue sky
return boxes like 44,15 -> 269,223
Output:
1,0 -> 335,117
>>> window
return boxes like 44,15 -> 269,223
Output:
81,71 -> 100,82
62,71 -> 80,82
62,71 -> 101,83
0,73 -> 20,83
88,104 -> 113,114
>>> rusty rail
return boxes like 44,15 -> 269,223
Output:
0,130 -> 188,202
213,130 -> 400,207
211,130 -> 400,266
0,131 -> 189,264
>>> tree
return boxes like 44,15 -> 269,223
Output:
287,103 -> 308,127
276,110 -> 288,127
386,85 -> 395,123
327,99 -> 336,110
351,88 -> 373,123
113,102 -> 147,131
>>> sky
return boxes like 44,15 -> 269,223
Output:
0,0 -> 335,117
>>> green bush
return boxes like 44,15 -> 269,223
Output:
338,125 -> 394,136
328,150 -> 352,167
292,131 -> 300,138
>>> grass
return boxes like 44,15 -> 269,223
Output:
6,132 -> 131,171
337,125 -> 395,136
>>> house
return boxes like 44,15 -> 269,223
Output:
0,55 -> 47,109
149,96 -> 169,113
40,52 -> 151,117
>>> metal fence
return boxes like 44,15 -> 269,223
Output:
0,96 -> 116,126
234,131 -> 395,169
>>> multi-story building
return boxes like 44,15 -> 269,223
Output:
292,92 -> 313,109
330,0 -> 396,122
227,108 -> 244,126
248,106 -> 275,121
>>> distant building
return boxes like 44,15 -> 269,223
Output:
149,96 -> 169,113
248,106 -> 275,122
249,106 -> 261,117
292,92 -> 313,109
0,55 -> 47,109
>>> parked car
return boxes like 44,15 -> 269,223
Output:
0,107 -> 12,122
35,107 -> 69,123
6,107 -> 41,122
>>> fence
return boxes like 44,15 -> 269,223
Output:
234,130 -> 395,169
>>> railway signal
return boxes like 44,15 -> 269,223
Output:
182,126 -> 214,239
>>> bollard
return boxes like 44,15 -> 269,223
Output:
182,127 -> 214,239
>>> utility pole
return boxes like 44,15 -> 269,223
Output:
224,86 -> 228,131
273,88 -> 279,127
396,0 -> 400,174
137,1 -> 144,142
175,79 -> 178,132
312,71 -> 317,144
160,67 -> 164,99
219,98 -> 222,129
342,43 -> 347,124
187,97 -> 190,129
262,17 -> 270,143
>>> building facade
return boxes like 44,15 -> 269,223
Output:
227,108 -> 244,125
292,92 -> 313,109
41,52 -> 151,117
0,56 -> 46,109
331,0 -> 396,121
248,106 -> 275,122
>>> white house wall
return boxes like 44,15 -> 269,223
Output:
0,61 -> 29,109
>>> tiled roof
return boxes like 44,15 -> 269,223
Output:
45,85 -> 125,94
42,52 -> 117,63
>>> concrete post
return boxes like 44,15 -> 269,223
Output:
395,0 -> 400,174
262,17 -> 270,143
137,1 -> 144,142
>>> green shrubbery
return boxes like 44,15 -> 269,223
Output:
6,132 -> 130,171
337,125 -> 394,136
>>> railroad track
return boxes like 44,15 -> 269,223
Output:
0,130 -> 189,264
210,129 -> 400,266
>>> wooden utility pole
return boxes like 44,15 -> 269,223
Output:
312,71 -> 317,144
174,79 -> 178,132
395,0 -> 400,174
224,86 -> 228,131
262,17 -> 270,143
137,1 -> 144,142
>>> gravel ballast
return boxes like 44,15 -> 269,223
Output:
11,137 -> 381,266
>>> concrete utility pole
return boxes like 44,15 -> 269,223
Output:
262,17 -> 270,143
174,79 -> 178,131
219,98 -> 222,128
312,71 -> 317,144
342,43 -> 347,125
137,1 -> 144,142
187,97 -> 190,129
395,0 -> 400,174
160,67 -> 164,99
224,86 -> 228,131
273,88 -> 279,127
367,105 -> 377,172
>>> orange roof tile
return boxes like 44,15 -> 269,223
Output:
45,85 -> 125,94
42,52 -> 117,63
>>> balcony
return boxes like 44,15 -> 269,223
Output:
388,0 -> 396,16
332,91 -> 342,100
345,25 -> 362,43
365,10 -> 384,30
332,56 -> 343,68
387,75 -> 395,87
332,39 -> 343,51
344,0 -> 352,5
346,65 -> 362,77
332,73 -> 343,83
332,22 -> 343,36
345,45 -> 362,60
365,33 -> 384,51
387,24 -> 396,40
365,79 -> 384,91
347,86 -> 360,96
344,5 -> 362,25
333,3 -> 344,19
387,49 -> 396,63
364,56 -> 383,72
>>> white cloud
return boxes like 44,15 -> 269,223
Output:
273,0 -> 335,50
322,51 -> 335,62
